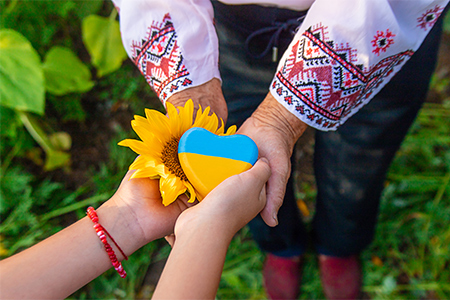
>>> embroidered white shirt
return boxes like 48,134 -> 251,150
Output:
112,0 -> 448,130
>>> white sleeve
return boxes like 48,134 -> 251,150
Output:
270,0 -> 449,131
112,0 -> 220,105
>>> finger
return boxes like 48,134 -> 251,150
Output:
165,234 -> 175,247
212,157 -> 270,199
173,194 -> 198,213
242,157 -> 271,185
259,184 -> 267,207
260,168 -> 287,227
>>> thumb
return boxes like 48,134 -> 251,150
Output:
243,157 -> 271,186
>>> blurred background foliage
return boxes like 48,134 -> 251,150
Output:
0,1 -> 449,299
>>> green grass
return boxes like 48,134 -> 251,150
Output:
361,102 -> 450,300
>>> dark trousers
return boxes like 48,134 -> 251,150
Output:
212,1 -> 443,257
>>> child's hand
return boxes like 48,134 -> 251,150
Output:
104,170 -> 195,249
174,158 -> 271,239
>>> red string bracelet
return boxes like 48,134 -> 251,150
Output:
87,206 -> 127,278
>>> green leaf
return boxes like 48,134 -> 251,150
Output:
82,13 -> 127,77
49,132 -> 72,151
44,149 -> 71,171
18,112 -> 71,171
43,46 -> 94,96
0,29 -> 45,115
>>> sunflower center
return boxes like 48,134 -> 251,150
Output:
161,137 -> 188,181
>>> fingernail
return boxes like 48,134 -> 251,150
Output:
272,212 -> 278,225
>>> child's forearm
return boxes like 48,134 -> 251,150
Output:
1,216 -> 111,299
152,218 -> 234,300
0,199 -> 149,299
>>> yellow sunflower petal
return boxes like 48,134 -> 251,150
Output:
178,99 -> 194,134
202,113 -> 219,132
129,155 -> 149,170
118,139 -> 152,155
166,102 -> 183,138
193,104 -> 202,124
154,163 -> 171,178
130,161 -> 168,178
193,105 -> 210,128
131,121 -> 164,153
215,118 -> 225,135
192,106 -> 204,126
133,115 -> 167,144
184,180 -> 197,203
160,173 -> 187,206
118,139 -> 161,158
130,167 -> 160,179
133,115 -> 150,124
129,155 -> 162,170
144,109 -> 172,141
225,125 -> 237,135
133,115 -> 158,136
194,107 -> 221,132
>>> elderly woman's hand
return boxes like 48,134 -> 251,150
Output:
237,92 -> 307,227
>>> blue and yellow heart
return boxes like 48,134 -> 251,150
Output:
178,127 -> 258,199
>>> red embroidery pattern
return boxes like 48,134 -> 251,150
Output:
272,24 -> 413,129
417,5 -> 444,30
131,13 -> 192,101
371,29 -> 396,56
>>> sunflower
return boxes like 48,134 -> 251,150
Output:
118,99 -> 236,206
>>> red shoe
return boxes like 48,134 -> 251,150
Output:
263,254 -> 303,300
319,254 -> 362,300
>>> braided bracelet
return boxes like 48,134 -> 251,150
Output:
87,207 -> 127,278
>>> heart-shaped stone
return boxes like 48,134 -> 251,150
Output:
178,127 -> 258,199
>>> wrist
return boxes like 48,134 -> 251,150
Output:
175,208 -> 236,244
95,197 -> 148,260
252,93 -> 307,149
167,78 -> 228,124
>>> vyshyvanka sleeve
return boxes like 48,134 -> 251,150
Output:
111,0 -> 220,105
269,0 -> 449,131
